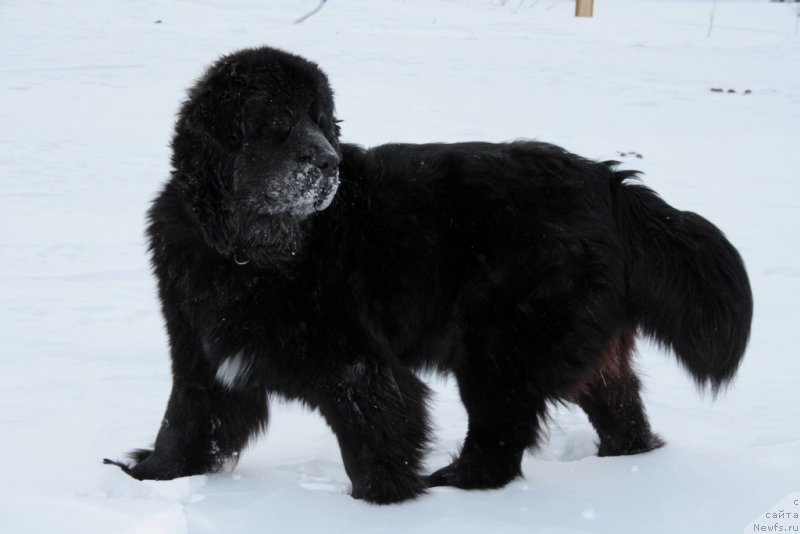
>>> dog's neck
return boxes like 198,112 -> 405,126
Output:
172,179 -> 307,274
229,211 -> 308,271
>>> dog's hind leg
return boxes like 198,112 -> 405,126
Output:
576,329 -> 664,457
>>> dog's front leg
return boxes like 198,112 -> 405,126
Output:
105,335 -> 268,480
316,360 -> 432,504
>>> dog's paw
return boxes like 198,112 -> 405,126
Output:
597,432 -> 665,457
103,449 -> 198,481
425,457 -> 521,490
350,472 -> 427,504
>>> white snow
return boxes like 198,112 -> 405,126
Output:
1,0 -> 799,532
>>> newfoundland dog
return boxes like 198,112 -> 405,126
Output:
105,46 -> 752,504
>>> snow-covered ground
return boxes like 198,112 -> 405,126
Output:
1,0 -> 799,532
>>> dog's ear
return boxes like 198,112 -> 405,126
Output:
334,119 -> 343,142
182,59 -> 250,151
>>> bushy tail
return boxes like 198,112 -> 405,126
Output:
613,174 -> 752,392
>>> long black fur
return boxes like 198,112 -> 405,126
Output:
105,46 -> 753,504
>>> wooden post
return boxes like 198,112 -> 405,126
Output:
575,0 -> 594,17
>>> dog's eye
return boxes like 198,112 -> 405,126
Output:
268,112 -> 293,135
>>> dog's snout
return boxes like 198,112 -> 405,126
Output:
313,148 -> 340,171
297,119 -> 340,172
300,142 -> 340,171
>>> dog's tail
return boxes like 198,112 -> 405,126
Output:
612,172 -> 752,392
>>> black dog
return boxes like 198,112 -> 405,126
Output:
105,46 -> 752,504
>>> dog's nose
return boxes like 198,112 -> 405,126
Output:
297,120 -> 341,172
313,147 -> 340,171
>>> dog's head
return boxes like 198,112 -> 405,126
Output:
175,47 -> 342,220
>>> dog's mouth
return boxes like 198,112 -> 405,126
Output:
243,164 -> 340,218
312,171 -> 340,212
286,164 -> 340,216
